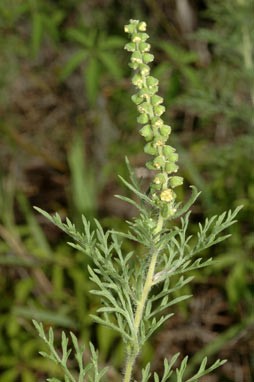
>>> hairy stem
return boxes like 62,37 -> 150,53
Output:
123,214 -> 164,382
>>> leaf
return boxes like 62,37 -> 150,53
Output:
160,41 -> 198,64
98,366 -> 109,380
118,176 -> 154,206
42,14 -> 59,43
84,56 -> 101,107
31,12 -> 43,56
98,51 -> 123,79
17,191 -> 52,256
114,194 -> 144,213
186,358 -> 227,382
0,368 -> 19,382
141,363 -> 151,382
173,186 -> 201,220
14,306 -> 78,328
0,255 -> 38,267
60,50 -> 88,81
33,206 -> 56,223
66,28 -> 92,47
39,351 -> 55,362
90,315 -> 131,342
102,36 -> 126,49
68,132 -> 97,220
148,294 -> 192,319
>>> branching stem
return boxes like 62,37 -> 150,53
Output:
123,214 -> 164,382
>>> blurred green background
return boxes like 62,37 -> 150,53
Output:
0,0 -> 253,381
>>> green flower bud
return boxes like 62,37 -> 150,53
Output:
149,85 -> 159,94
124,24 -> 135,34
143,53 -> 154,64
154,105 -> 165,116
160,125 -> 172,136
144,142 -> 156,155
163,145 -> 175,156
165,162 -> 179,173
170,176 -> 183,188
128,62 -> 139,70
151,117 -> 163,128
154,155 -> 165,168
138,88 -> 150,99
139,125 -> 153,141
151,95 -> 163,106
131,94 -> 143,105
161,204 -> 176,218
125,20 -> 182,192
132,74 -> 143,88
137,113 -> 149,124
138,21 -> 147,31
146,76 -> 159,88
132,33 -> 142,43
153,173 -> 166,185
167,152 -> 178,162
151,182 -> 161,190
153,136 -> 167,146
124,42 -> 136,52
146,160 -> 156,170
140,63 -> 150,75
139,42 -> 150,52
138,102 -> 151,114
140,33 -> 149,41
131,51 -> 143,64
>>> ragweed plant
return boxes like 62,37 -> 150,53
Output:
34,19 -> 242,382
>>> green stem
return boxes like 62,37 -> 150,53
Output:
123,354 -> 136,382
123,214 -> 164,382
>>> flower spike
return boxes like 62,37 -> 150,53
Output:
124,19 -> 183,218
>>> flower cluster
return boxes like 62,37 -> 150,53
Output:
124,20 -> 183,217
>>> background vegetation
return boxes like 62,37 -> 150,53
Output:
0,1 -> 253,381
